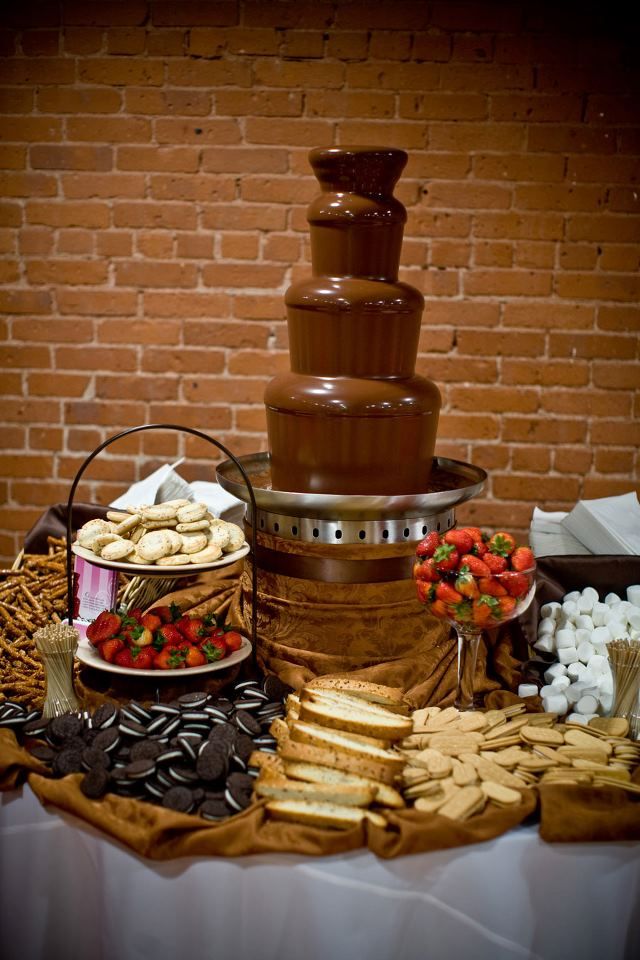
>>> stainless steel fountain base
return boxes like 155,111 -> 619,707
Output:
216,453 -> 486,546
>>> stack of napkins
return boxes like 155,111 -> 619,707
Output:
109,460 -> 246,525
530,492 -> 640,557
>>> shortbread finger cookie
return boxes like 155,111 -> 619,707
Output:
188,544 -> 223,564
137,530 -> 174,562
177,502 -> 208,524
222,522 -> 245,552
93,533 -> 121,551
179,532 -> 208,554
106,510 -> 131,523
100,538 -> 137,561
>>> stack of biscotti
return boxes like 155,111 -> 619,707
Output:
252,677 -> 411,830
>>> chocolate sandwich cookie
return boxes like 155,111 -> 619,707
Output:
81,746 -> 111,770
118,719 -> 149,739
149,703 -> 180,717
177,736 -> 199,763
168,764 -> 199,785
130,739 -> 162,762
263,675 -> 289,702
224,772 -> 253,812
233,733 -> 255,764
196,743 -> 227,782
123,758 -> 156,780
93,727 -> 120,753
49,715 -> 83,742
233,698 -> 263,712
207,722 -> 236,751
234,710 -> 261,737
80,766 -> 111,800
30,744 -> 55,763
52,748 -> 84,777
144,780 -> 166,801
199,799 -> 230,821
21,716 -> 48,738
146,714 -> 170,735
162,786 -> 194,814
91,703 -> 118,729
178,692 -> 209,710
127,701 -> 152,723
156,747 -> 183,765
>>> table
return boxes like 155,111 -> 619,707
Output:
1,786 -> 638,960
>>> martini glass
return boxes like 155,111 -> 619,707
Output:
415,563 -> 537,710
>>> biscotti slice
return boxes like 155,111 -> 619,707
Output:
302,687 -> 409,723
290,717 -> 389,750
279,741 -> 399,786
265,799 -> 386,830
299,697 -> 412,740
289,720 -> 404,770
282,760 -> 405,809
307,677 -> 409,713
254,775 -> 375,807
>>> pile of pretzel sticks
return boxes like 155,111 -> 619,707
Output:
0,537 -> 69,708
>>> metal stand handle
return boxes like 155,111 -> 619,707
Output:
65,424 -> 259,662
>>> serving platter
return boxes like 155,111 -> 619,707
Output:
71,542 -> 249,577
75,634 -> 252,678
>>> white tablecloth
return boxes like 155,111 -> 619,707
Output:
1,786 -> 639,960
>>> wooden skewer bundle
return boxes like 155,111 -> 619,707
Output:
33,622 -> 80,718
608,640 -> 640,740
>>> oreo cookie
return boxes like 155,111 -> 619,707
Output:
263,675 -> 289,702
234,710 -> 261,737
52,748 -> 84,777
81,746 -> 111,770
178,692 -> 209,710
93,727 -> 120,753
162,786 -> 194,814
130,739 -> 162,762
199,799 -> 230,821
123,758 -> 156,780
80,766 -> 111,799
92,703 -> 118,729
49,715 -> 83,742
196,743 -> 227,783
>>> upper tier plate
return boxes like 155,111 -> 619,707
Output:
216,453 -> 486,521
71,542 -> 249,577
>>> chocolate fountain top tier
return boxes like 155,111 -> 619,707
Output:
307,146 -> 408,281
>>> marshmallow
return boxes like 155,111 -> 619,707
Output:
564,591 -> 581,603
627,585 -> 640,606
518,683 -> 539,699
580,587 -> 599,607
574,628 -> 593,646
558,647 -> 579,665
576,640 -> 595,664
541,692 -> 568,715
540,601 -> 562,620
605,592 -> 621,606
598,673 -> 614,697
591,602 -> 611,627
551,675 -> 571,690
544,662 -> 567,684
555,628 -> 577,650
562,600 -> 579,621
566,712 -> 590,726
628,611 -> 640,631
574,614 -> 594,632
567,661 -> 587,681
537,618 -> 556,637
576,694 -> 599,715
607,620 -> 627,641
587,654 -> 608,676
534,634 -> 556,654
592,626 -> 612,646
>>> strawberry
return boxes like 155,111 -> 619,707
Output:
458,555 -> 491,578
180,617 -> 207,645
487,532 -> 516,557
127,607 -> 144,623
497,596 -> 517,619
510,546 -> 535,572
154,646 -> 186,670
428,598 -> 449,619
415,531 -> 441,559
98,637 -> 125,663
472,596 -> 499,625
223,630 -> 243,652
202,637 -> 227,662
433,543 -> 459,573
455,569 -> 480,599
114,648 -> 135,669
155,623 -> 183,648
141,612 -> 162,633
413,558 -> 440,583
472,540 -> 489,557
86,610 -> 122,645
460,526 -> 484,545
483,552 -> 508,574
415,579 -> 436,604
452,599 -> 473,622
124,624 -> 153,647
501,571 -> 530,598
478,576 -> 508,598
435,582 -> 463,605
443,528 -> 474,555
130,646 -> 155,670
147,602 -> 182,624
183,645 -> 207,668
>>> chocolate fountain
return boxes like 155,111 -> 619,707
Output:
217,147 -> 486,689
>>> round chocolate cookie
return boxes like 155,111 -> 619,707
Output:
162,786 -> 194,813
49,715 -> 83,742
263,675 -> 290,702
93,727 -> 120,753
130,739 -> 162,762
196,743 -> 227,783
80,766 -> 111,799
81,746 -> 111,770
199,799 -> 230,821
234,710 -> 261,737
92,703 -> 118,729
52,748 -> 84,777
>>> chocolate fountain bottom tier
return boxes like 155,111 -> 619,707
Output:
265,374 -> 440,494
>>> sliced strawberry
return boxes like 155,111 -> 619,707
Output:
98,637 -> 125,663
501,571 -> 530,598
413,558 -> 440,583
487,532 -> 516,557
435,582 -> 463,605
86,610 -> 122,645
433,543 -> 459,573
415,531 -> 441,559
478,576 -> 508,598
459,554 -> 491,578
483,553 -> 508,574
443,528 -> 474,555
510,546 -> 535,572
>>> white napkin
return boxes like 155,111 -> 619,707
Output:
561,492 -> 640,555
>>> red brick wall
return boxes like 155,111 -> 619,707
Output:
1,1 -> 639,561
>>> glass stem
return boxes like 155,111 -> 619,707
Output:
455,626 -> 482,711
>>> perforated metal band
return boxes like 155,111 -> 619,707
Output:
250,508 -> 455,546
